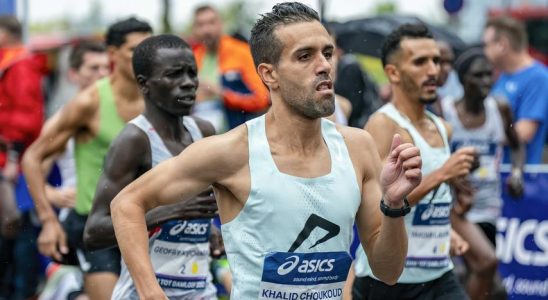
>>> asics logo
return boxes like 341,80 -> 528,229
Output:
277,255 -> 299,275
421,205 -> 450,221
276,256 -> 335,275
169,221 -> 209,236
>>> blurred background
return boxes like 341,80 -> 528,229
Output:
0,1 -> 547,300
2,0 -> 546,113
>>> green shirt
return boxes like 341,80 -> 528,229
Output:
74,77 -> 125,215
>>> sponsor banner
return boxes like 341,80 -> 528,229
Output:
497,166 -> 548,300
259,251 -> 351,299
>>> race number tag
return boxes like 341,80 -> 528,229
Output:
406,203 -> 452,269
259,251 -> 352,300
150,219 -> 211,290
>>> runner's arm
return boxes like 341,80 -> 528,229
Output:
497,99 -> 525,197
85,124 -> 218,250
21,90 -> 97,260
353,130 -> 411,285
111,134 -> 235,299
84,125 -> 151,250
365,114 -> 471,206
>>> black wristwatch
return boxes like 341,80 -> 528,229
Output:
380,197 -> 411,218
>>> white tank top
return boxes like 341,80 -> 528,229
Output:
111,115 -> 217,300
221,115 -> 361,299
355,103 -> 454,283
57,138 -> 76,188
441,97 -> 505,224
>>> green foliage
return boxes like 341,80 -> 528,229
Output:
375,2 -> 397,15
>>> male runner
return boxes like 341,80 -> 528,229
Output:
22,17 -> 152,300
111,3 -> 422,299
353,24 -> 475,299
84,34 -> 219,299
45,40 -> 110,208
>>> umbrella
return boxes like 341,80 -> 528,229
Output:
330,15 -> 468,58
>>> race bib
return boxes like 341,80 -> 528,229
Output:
259,252 -> 352,300
472,154 -> 499,182
452,141 -> 500,182
406,203 -> 451,269
150,219 -> 211,290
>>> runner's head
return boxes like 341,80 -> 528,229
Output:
250,2 -> 335,119
455,48 -> 493,100
382,23 -> 440,105
436,40 -> 454,87
106,17 -> 152,81
133,34 -> 197,117
68,40 -> 110,89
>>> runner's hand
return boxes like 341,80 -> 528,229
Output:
451,177 -> 474,216
174,187 -> 218,220
442,147 -> 476,181
37,219 -> 68,261
449,229 -> 469,256
381,134 -> 422,206
506,169 -> 524,198
209,225 -> 225,258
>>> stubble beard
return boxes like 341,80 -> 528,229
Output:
401,73 -> 437,105
281,82 -> 335,119
282,86 -> 335,119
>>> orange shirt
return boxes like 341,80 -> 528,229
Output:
193,36 -> 269,113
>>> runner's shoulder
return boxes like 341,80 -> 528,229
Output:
189,123 -> 249,169
69,83 -> 101,117
187,116 -> 216,137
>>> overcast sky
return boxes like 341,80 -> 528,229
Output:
18,0 -> 449,30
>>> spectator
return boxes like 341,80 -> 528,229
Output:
484,16 -> 548,164
22,17 -> 152,300
0,15 -> 48,300
334,42 -> 381,128
191,4 -> 269,132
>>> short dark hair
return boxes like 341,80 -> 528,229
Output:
454,47 -> 486,83
381,23 -> 433,67
69,40 -> 107,70
105,17 -> 152,47
193,4 -> 217,18
486,16 -> 527,51
0,15 -> 22,41
250,2 -> 320,68
132,34 -> 191,79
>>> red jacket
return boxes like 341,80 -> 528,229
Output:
0,46 -> 47,167
193,36 -> 269,112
